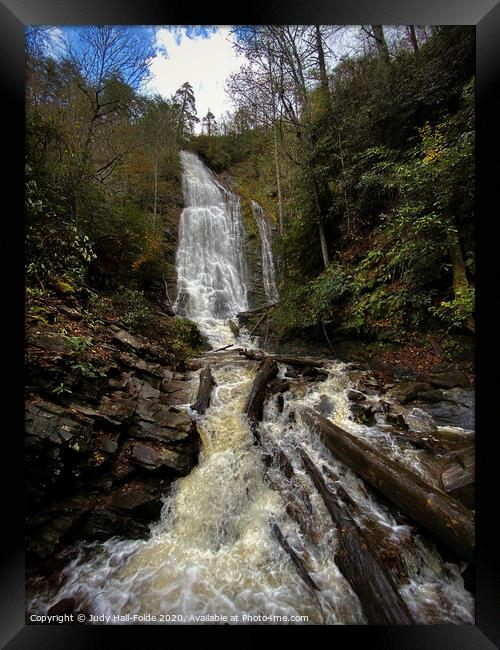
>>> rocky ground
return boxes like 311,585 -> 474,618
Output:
25,289 -> 202,589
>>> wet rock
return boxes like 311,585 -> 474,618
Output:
27,512 -> 84,558
130,441 -> 194,474
346,389 -> 366,402
350,402 -> 376,425
302,366 -> 328,382
402,407 -> 437,434
47,598 -> 76,616
416,388 -> 474,430
109,486 -> 164,522
285,367 -> 300,379
276,394 -> 284,413
316,395 -> 335,417
269,378 -> 290,394
76,508 -> 150,541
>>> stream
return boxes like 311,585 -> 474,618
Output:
29,151 -> 474,625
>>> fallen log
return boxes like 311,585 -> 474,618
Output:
244,358 -> 278,426
300,407 -> 475,562
190,365 -> 215,415
262,439 -> 322,543
249,309 -> 270,337
210,343 -> 234,353
239,349 -> 325,368
441,447 -> 475,493
271,521 -> 320,593
299,449 -> 415,625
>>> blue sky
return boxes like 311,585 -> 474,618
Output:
42,25 -> 246,128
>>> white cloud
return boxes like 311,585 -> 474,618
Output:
144,27 -> 246,132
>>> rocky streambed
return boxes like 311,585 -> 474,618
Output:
25,298 -> 475,624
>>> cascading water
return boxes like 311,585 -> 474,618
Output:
175,151 -> 250,348
29,151 -> 474,625
252,201 -> 279,304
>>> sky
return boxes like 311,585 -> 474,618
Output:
144,26 -> 246,130
37,25 -> 421,134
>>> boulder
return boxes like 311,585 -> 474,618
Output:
131,401 -> 193,443
401,407 -> 437,434
130,441 -> 193,474
425,369 -> 470,389
416,388 -> 474,430
350,402 -> 376,425
385,382 -> 430,404
112,329 -> 145,353
269,378 -> 290,394
346,389 -> 366,402
316,394 -> 335,417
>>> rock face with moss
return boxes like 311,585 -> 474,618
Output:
217,170 -> 273,310
25,288 -> 204,570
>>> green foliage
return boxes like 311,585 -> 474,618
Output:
111,289 -> 159,335
25,165 -> 96,286
64,334 -> 93,354
160,317 -> 205,366
431,286 -> 475,330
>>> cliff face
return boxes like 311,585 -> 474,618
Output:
216,170 -> 273,311
25,291 -> 202,576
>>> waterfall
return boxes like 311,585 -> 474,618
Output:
252,201 -> 279,304
28,150 -> 474,627
174,151 -> 249,347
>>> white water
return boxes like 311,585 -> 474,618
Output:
175,150 -> 250,348
252,201 -> 279,304
28,152 -> 474,625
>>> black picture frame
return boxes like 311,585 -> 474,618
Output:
1,0 -> 498,646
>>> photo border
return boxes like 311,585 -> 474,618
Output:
1,0 -> 498,646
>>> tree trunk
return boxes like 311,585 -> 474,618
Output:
299,448 -> 415,624
408,25 -> 419,53
371,25 -> 390,64
239,350 -> 325,368
153,157 -> 158,226
190,365 -> 215,415
244,358 -> 278,425
273,126 -> 284,236
447,226 -> 475,334
259,432 -> 323,543
314,25 -> 330,104
300,407 -> 475,562
270,522 -> 320,594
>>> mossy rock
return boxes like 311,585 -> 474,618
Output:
51,277 -> 75,296
228,319 -> 240,337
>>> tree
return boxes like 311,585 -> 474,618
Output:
202,109 -> 216,136
174,82 -> 199,138
60,26 -> 155,219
